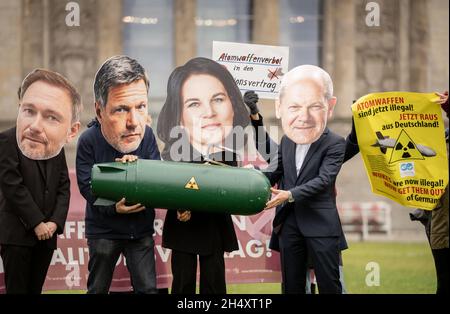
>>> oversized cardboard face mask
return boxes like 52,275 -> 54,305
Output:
16,81 -> 79,160
276,79 -> 336,144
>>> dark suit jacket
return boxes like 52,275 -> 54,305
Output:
343,131 -> 360,162
266,128 -> 346,249
0,127 -> 70,249
162,150 -> 239,255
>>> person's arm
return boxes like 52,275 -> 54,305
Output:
76,133 -> 117,216
265,137 -> 346,209
435,91 -> 449,118
344,116 -> 360,162
244,90 -> 260,118
264,137 -> 284,186
48,149 -> 71,235
244,91 -> 279,164
251,116 -> 280,165
76,130 -> 147,215
147,127 -> 161,161
290,137 -> 346,202
0,132 -> 45,230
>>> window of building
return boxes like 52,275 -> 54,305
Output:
279,0 -> 323,68
123,0 -> 174,104
196,0 -> 252,58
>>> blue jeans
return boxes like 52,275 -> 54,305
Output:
86,236 -> 157,294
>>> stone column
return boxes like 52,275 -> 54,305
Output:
427,0 -> 449,92
174,0 -> 196,66
97,0 -> 123,66
21,0 -> 44,75
332,0 -> 355,118
398,0 -> 410,91
354,0 -> 401,100
250,0 -> 280,138
322,0 -> 336,78
252,0 -> 279,45
48,0 -> 99,122
0,0 -> 22,125
409,0 -> 429,92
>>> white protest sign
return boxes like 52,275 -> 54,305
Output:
212,41 -> 289,100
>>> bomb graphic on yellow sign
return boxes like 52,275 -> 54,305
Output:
371,129 -> 437,164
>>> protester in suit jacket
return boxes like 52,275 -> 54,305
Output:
263,65 -> 346,294
244,90 -> 348,294
0,69 -> 81,293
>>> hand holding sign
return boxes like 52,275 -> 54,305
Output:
244,90 -> 260,115
213,41 -> 289,100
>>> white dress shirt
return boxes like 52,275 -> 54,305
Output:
287,143 -> 311,203
295,143 -> 311,176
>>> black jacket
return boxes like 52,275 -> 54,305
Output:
76,120 -> 160,239
251,119 -> 348,251
0,127 -> 70,249
265,129 -> 346,248
162,151 -> 239,255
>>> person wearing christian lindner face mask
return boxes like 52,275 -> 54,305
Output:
0,69 -> 81,293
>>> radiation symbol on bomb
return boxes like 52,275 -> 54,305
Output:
388,129 -> 425,163
185,177 -> 200,190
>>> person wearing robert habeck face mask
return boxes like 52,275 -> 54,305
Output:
0,69 -> 81,294
76,55 -> 160,294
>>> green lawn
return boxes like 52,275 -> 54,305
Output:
227,242 -> 436,294
45,241 -> 436,294
341,241 -> 436,294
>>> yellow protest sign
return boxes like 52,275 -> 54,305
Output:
352,92 -> 448,210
